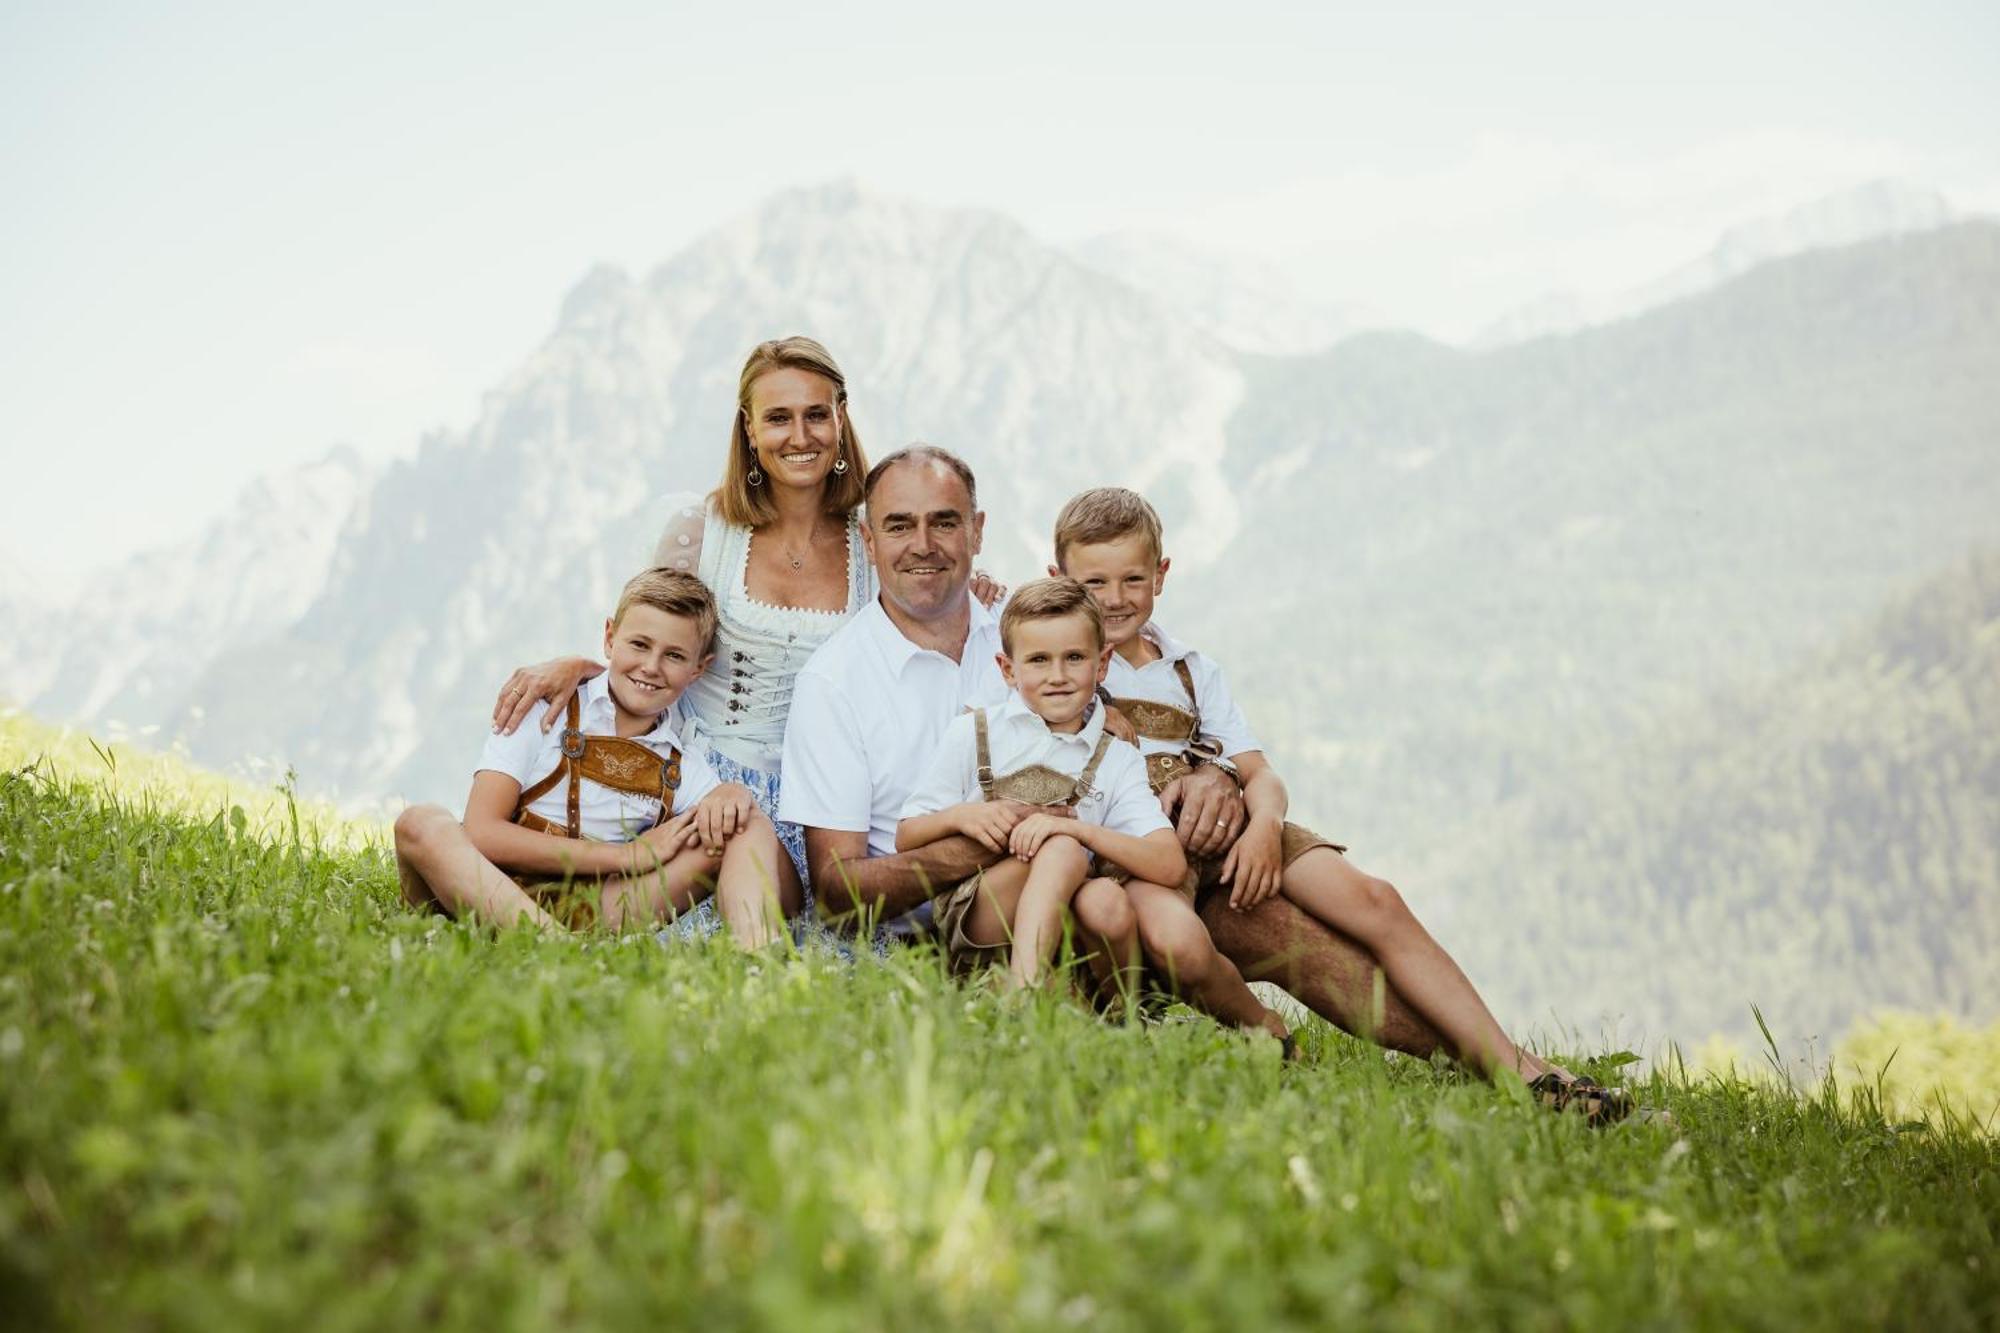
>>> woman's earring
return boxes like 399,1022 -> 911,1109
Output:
747,461 -> 764,486
832,451 -> 849,475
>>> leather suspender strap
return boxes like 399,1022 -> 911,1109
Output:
973,708 -> 995,800
514,695 -> 585,832
1172,658 -> 1200,731
560,695 -> 584,838
1070,730 -> 1114,803
1171,656 -> 1224,761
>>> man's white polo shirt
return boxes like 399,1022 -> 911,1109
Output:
779,593 -> 1010,859
476,673 -> 720,841
1103,621 -> 1262,762
900,692 -> 1168,842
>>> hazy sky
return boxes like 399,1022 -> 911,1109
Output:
4,1 -> 1997,580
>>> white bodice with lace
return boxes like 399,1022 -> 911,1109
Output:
650,491 -> 874,770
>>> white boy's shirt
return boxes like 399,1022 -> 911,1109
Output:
476,673 -> 720,842
779,593 -> 1010,860
899,691 -> 1170,840
1102,621 -> 1262,761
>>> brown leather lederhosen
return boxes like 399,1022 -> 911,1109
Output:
934,707 -> 1115,972
1107,656 -> 1344,897
510,694 -> 683,927
972,706 -> 1114,809
1106,658 -> 1217,797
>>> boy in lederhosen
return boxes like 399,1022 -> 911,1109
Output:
393,568 -> 797,947
896,578 -> 1292,1045
1049,489 -> 1639,1119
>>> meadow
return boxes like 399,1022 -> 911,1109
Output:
3,717 -> 1996,1330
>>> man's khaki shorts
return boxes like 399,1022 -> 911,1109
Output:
1107,821 -> 1347,900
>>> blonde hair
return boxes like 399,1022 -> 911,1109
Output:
1051,487 -> 1164,567
999,577 -> 1105,656
712,336 -> 870,527
612,567 -> 719,656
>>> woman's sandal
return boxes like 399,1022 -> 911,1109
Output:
1529,1072 -> 1637,1127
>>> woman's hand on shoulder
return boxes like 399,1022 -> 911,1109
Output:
971,570 -> 1008,609
492,657 -> 603,736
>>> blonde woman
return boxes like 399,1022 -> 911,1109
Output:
493,337 -> 874,928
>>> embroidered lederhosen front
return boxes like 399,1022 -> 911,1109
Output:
1106,658 -> 1220,797
510,694 -> 683,926
1107,657 -> 1344,896
935,708 -> 1115,973
972,706 -> 1114,810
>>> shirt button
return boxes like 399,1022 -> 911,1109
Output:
677,534 -> 691,546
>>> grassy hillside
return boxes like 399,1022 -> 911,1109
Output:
1419,549 -> 2000,1050
4,733 -> 1997,1328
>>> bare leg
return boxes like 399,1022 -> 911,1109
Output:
1071,877 -> 1141,1011
955,856 -> 1032,952
711,813 -> 797,949
392,804 -> 560,932
1200,889 -> 1443,1056
1008,836 -> 1092,988
595,841 -> 710,932
1277,849 -> 1551,1079
1129,881 -> 1287,1039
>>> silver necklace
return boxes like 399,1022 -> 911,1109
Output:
781,518 -> 820,572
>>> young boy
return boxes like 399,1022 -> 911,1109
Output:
896,579 -> 1290,1046
1051,488 -> 1631,1116
394,567 -> 796,947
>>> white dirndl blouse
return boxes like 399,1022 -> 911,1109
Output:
650,490 -> 874,777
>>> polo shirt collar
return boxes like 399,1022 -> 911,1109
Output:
869,589 -> 996,677
579,671 -> 686,746
992,687 -> 1107,749
1140,620 -> 1193,665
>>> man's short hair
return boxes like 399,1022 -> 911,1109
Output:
612,567 -> 718,656
1052,487 -> 1164,567
863,443 -> 979,513
999,576 -> 1105,656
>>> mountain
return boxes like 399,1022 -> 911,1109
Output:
4,184 -> 1996,1047
1069,230 -> 1375,355
1476,180 -> 1959,346
166,182 -> 1255,800
1190,221 -> 2000,852
1416,550 -> 2000,1048
0,446 -> 372,733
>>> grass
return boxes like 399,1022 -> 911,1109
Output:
2,729 -> 1997,1330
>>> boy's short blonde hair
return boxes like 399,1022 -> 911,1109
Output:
999,577 -> 1105,656
612,568 -> 718,656
1052,487 -> 1164,567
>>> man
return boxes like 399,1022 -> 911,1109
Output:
779,445 -> 1442,1054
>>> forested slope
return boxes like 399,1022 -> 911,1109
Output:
1422,550 -> 2000,1046
1195,223 -> 2000,851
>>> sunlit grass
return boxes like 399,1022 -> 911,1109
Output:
0,706 -> 384,851
2,738 -> 1996,1329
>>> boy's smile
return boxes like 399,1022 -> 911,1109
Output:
997,611 -> 1111,733
600,604 -> 712,737
1054,534 -> 1169,666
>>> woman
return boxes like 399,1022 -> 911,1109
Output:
493,336 -> 873,930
